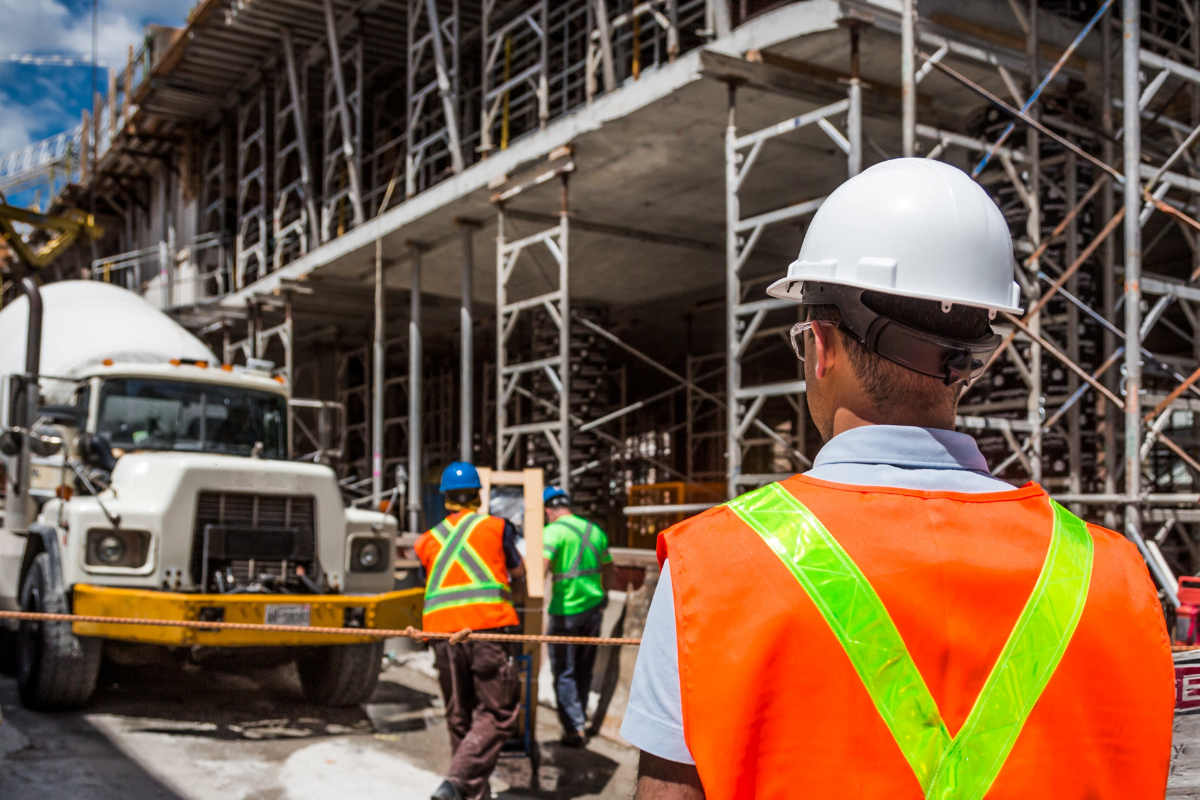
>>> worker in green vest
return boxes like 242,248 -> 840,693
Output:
542,486 -> 613,747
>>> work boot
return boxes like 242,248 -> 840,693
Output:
431,780 -> 463,800
561,730 -> 586,748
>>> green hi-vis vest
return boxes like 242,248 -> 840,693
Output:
423,512 -> 513,615
727,484 -> 1094,799
544,515 -> 608,616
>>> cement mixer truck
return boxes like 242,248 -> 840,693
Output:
0,280 -> 420,709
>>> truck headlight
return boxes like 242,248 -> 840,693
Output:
349,537 -> 389,573
98,535 -> 125,564
86,529 -> 150,568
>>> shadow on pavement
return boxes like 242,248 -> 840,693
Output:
86,657 -> 379,740
496,741 -> 622,798
0,675 -> 185,800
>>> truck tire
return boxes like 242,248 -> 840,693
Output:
296,640 -> 384,706
16,552 -> 101,710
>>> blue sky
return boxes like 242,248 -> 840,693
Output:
0,0 -> 193,153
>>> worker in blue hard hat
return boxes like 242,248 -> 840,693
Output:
415,461 -> 526,800
541,485 -> 613,748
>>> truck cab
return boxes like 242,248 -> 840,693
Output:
0,282 -> 420,711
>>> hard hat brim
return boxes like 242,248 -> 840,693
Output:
765,274 -> 1024,315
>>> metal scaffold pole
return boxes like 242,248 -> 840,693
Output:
408,246 -> 423,533
373,236 -> 385,500
724,82 -> 740,500
1026,0 -> 1043,484
1123,0 -> 1143,549
458,219 -> 476,463
901,0 -> 917,156
1101,9 -> 1118,530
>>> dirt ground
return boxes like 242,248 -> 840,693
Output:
0,641 -> 638,800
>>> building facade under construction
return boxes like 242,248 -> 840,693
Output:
3,0 -> 1200,616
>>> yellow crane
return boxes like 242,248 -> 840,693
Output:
0,201 -> 102,271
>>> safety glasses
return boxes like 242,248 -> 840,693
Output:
788,320 -> 838,362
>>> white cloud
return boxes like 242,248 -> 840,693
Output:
0,0 -> 193,154
0,0 -> 193,74
0,92 -> 70,151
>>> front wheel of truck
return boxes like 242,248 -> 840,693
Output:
296,640 -> 384,706
16,552 -> 101,710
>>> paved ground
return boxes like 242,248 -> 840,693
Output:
0,645 -> 637,800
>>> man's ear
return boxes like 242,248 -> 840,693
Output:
809,321 -> 838,380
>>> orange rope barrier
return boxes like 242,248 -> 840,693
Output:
0,610 -> 641,646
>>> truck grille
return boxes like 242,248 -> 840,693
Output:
190,492 -> 317,591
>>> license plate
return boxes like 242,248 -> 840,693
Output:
264,604 -> 311,627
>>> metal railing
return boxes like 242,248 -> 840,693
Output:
89,231 -> 230,309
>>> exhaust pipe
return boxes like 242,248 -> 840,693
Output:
7,278 -> 42,531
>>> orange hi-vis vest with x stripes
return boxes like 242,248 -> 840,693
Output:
658,476 -> 1174,799
415,510 -> 518,633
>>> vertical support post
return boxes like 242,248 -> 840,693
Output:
81,109 -> 90,183
284,292 -> 295,388
594,0 -> 616,94
408,247 -> 424,533
281,27 -> 322,248
107,69 -> 117,138
901,0 -> 917,156
538,1 -> 550,127
284,292 -> 295,457
373,236 -> 385,500
1101,8 -> 1118,529
667,0 -> 680,60
1026,0 -> 1042,483
725,83 -> 740,500
458,219 -> 476,462
1122,0 -> 1143,538
323,0 -> 365,227
1065,149 -> 1082,513
558,176 -> 572,493
496,208 -> 507,469
425,0 -> 465,174
847,24 -> 863,177
708,0 -> 732,38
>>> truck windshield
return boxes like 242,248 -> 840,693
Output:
96,378 -> 288,459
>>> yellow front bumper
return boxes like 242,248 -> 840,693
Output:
71,584 -> 424,647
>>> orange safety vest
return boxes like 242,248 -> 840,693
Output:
415,510 -> 519,633
658,476 -> 1174,799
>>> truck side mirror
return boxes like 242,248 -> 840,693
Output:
77,432 -> 117,471
28,426 -> 63,458
0,427 -> 63,458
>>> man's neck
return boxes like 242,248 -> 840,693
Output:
829,404 -> 956,439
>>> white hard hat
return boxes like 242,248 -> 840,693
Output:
767,158 -> 1022,313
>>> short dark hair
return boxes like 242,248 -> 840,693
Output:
806,290 -> 991,412
443,489 -> 480,507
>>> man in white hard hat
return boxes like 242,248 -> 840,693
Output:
620,159 -> 1173,799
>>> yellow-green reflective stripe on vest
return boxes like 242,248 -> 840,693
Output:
424,513 -> 511,613
550,519 -> 603,584
726,484 -> 1093,799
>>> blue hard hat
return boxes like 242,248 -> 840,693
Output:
440,461 -> 482,493
543,486 -> 570,505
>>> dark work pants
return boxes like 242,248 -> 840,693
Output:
547,605 -> 603,735
432,634 -> 521,800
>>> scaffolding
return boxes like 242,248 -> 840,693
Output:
10,0 -> 1200,617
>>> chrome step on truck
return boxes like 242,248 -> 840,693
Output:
0,280 -> 421,709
